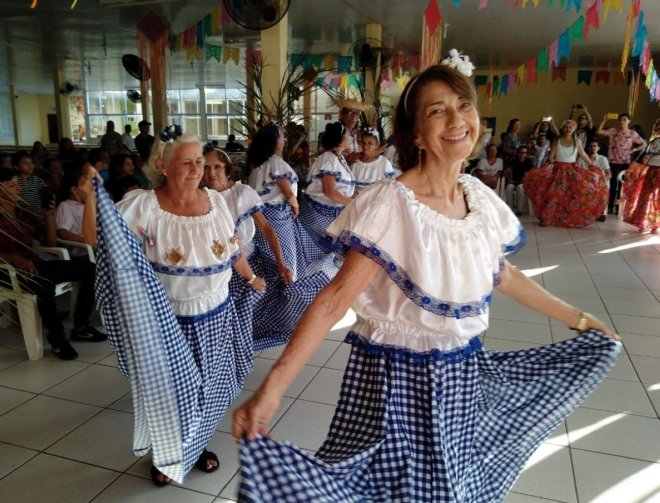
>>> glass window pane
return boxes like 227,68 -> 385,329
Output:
207,117 -> 228,139
183,117 -> 200,136
183,100 -> 198,114
228,99 -> 244,115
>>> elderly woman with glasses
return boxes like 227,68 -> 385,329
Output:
525,119 -> 609,227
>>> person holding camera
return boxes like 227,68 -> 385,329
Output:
0,164 -> 106,361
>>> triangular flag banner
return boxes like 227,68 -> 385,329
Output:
557,29 -> 571,64
537,48 -> 549,71
212,6 -> 222,34
485,82 -> 493,100
290,54 -> 305,69
548,39 -> 559,68
204,15 -> 212,37
408,55 -> 421,71
246,49 -> 262,66
583,0 -> 599,38
526,56 -> 538,83
196,21 -> 204,49
338,55 -> 353,73
566,0 -> 581,12
552,66 -> 567,81
603,0 -> 623,23
517,64 -> 526,86
222,47 -> 239,65
577,70 -> 592,85
632,11 -> 646,58
493,76 -> 500,97
500,74 -> 509,96
569,16 -> 585,45
474,75 -> 488,87
205,45 -> 221,63
508,70 -> 518,91
641,41 -> 651,74
595,71 -> 610,84
324,54 -> 335,69
479,0 -> 488,8
424,0 -> 442,32
422,0 -> 442,69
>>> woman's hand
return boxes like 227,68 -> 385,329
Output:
288,196 -> 299,218
278,265 -> 294,284
250,276 -> 267,293
577,312 -> 620,341
232,388 -> 281,441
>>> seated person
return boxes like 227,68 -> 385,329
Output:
56,169 -> 98,257
0,166 -> 106,360
13,151 -> 45,221
224,134 -> 246,152
472,144 -> 502,190
504,145 -> 533,215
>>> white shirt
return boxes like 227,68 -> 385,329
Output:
248,155 -> 298,205
220,182 -> 264,257
579,154 -> 610,173
122,132 -> 135,152
350,156 -> 395,193
117,188 -> 239,316
326,175 -> 524,352
474,157 -> 503,177
306,151 -> 355,206
56,199 -> 87,257
555,140 -> 578,163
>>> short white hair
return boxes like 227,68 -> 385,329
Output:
144,134 -> 203,188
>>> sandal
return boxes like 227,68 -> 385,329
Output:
195,449 -> 220,473
150,465 -> 171,487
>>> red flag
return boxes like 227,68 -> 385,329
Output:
583,1 -> 600,38
526,56 -> 538,84
424,0 -> 442,33
552,67 -> 567,81
595,71 -> 610,84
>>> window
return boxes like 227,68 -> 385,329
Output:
86,91 -> 143,143
205,87 -> 247,141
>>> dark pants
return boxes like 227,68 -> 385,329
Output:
608,162 -> 629,212
9,259 -> 96,344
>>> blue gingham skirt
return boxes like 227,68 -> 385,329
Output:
254,201 -> 338,281
298,195 -> 343,254
238,330 -> 620,502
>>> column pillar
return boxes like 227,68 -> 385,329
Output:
150,56 -> 167,133
52,69 -> 71,142
260,14 -> 288,120
9,85 -> 19,146
363,23 -> 382,125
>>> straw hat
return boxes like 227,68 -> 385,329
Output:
336,97 -> 374,113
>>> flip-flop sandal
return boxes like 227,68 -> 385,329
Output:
195,449 -> 220,473
150,465 -> 171,487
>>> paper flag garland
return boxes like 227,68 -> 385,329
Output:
577,70 -> 592,85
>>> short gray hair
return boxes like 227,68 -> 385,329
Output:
144,134 -> 203,188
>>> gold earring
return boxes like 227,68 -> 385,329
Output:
417,148 -> 423,173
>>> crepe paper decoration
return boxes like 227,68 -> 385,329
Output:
205,45 -> 222,63
522,0 -> 529,7
500,74 -> 509,95
526,56 -> 538,84
396,75 -> 411,90
536,48 -> 549,71
641,41 -> 651,75
557,29 -> 571,64
583,1 -> 600,38
222,47 -> 240,65
577,70 -> 592,85
548,39 -> 559,68
644,61 -> 654,89
492,76 -> 500,97
569,16 -> 584,45
485,81 -> 493,100
628,70 -> 640,117
422,0 -> 442,69
516,64 -> 526,86
532,0 -> 540,5
603,0 -> 623,23
631,11 -> 646,58
566,0 -> 581,12
546,0 -> 554,6
474,75 -> 489,87
552,66 -> 567,81
246,49 -> 262,66
514,0 -> 521,7
196,21 -> 204,49
479,0 -> 488,8
620,0 -> 637,73
508,70 -> 518,91
595,71 -> 610,84
71,0 -> 78,8
30,0 -> 37,7
308,55 -> 324,69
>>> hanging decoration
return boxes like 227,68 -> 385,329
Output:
421,0 -> 442,70
29,0 -> 78,8
137,11 -> 169,102
577,70 -> 593,85
595,71 -> 610,84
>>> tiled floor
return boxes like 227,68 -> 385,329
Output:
1,217 -> 659,502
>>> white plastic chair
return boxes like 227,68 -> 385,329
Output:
0,246 -> 74,360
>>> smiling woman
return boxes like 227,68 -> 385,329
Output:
232,63 -> 621,502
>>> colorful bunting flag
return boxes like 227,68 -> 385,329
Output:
422,0 -> 442,69
557,29 -> 571,64
595,71 -> 610,84
205,45 -> 221,63
577,70 -> 592,85
474,75 -> 489,87
552,66 -> 567,81
526,56 -> 538,84
537,48 -> 549,71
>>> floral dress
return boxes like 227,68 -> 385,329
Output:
622,138 -> 660,232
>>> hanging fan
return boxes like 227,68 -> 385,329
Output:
126,89 -> 142,103
351,38 -> 395,71
122,54 -> 151,81
222,0 -> 291,31
59,82 -> 79,95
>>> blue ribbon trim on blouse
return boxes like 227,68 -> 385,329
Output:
345,331 -> 483,364
313,169 -> 356,186
234,204 -> 265,230
335,231 -> 493,319
270,172 -> 299,184
151,252 -> 239,276
502,225 -> 527,255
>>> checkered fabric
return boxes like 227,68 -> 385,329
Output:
298,196 -> 343,254
94,182 -> 253,484
238,330 -> 620,502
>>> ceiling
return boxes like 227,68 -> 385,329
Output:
0,0 -> 658,95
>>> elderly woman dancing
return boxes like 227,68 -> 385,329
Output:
95,128 -> 264,486
232,62 -> 620,502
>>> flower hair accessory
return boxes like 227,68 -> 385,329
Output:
440,49 -> 475,77
160,124 -> 183,143
361,125 -> 379,141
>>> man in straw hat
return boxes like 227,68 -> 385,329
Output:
336,97 -> 373,165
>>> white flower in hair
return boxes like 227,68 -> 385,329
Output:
440,49 -> 475,77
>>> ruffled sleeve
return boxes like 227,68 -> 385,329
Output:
116,189 -> 156,238
221,183 -> 265,230
266,156 -> 298,183
308,152 -> 341,181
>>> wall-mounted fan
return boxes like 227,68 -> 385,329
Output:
59,82 -> 79,95
126,89 -> 142,103
122,54 -> 151,81
352,38 -> 395,71
222,0 -> 290,31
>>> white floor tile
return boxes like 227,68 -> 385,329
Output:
243,358 -> 319,398
93,473 -> 215,502
622,333 -> 660,357
606,353 -> 640,382
258,339 -> 340,368
324,343 -> 351,370
0,453 -> 118,503
0,442 -> 37,479
503,492 -> 564,502
72,340 -> 114,364
581,378 -> 656,417
43,364 -> 129,407
299,368 -> 344,406
566,407 -> 660,463
46,409 -> 135,471
610,314 -> 660,336
107,391 -> 133,413
0,357 -> 89,393
602,298 -> 660,318
218,471 -> 241,500
0,347 -> 27,371
269,399 -> 335,451
572,449 -> 660,503
510,443 -> 576,502
0,385 -> 35,415
629,355 -> 660,384
486,319 -> 553,345
0,395 -> 101,450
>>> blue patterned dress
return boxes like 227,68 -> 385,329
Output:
238,176 -> 620,502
